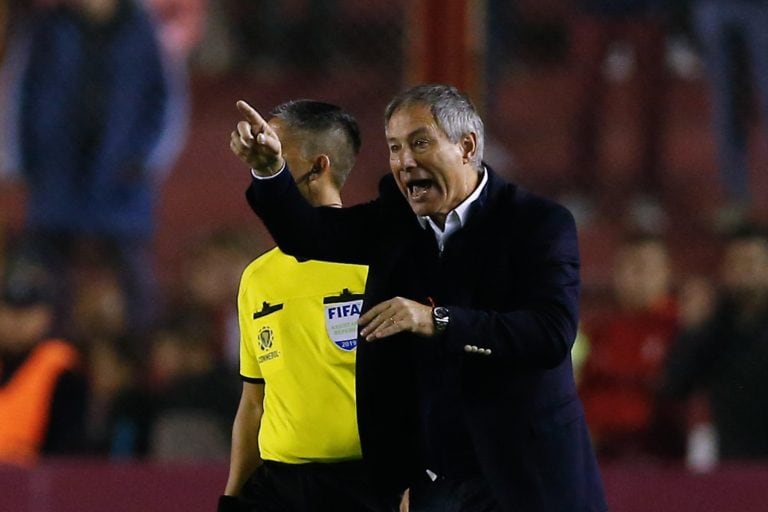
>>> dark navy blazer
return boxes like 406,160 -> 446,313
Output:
246,166 -> 607,512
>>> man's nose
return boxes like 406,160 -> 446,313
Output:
398,148 -> 417,169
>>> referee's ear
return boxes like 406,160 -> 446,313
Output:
309,154 -> 331,181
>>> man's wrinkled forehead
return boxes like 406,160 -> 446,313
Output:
386,104 -> 439,138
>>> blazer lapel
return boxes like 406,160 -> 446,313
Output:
443,167 -> 515,307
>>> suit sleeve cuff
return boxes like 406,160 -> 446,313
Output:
439,306 -> 493,357
251,162 -> 286,179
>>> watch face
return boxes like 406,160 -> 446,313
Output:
433,307 -> 449,331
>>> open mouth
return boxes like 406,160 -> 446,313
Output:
406,179 -> 434,200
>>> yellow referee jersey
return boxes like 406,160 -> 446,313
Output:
238,247 -> 368,463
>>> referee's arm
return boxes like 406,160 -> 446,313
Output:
224,381 -> 265,495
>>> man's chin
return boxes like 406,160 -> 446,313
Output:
408,202 -> 435,217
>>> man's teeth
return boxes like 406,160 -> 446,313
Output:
408,181 -> 432,198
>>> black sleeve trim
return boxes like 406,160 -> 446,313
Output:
253,301 -> 284,319
241,375 -> 265,384
323,288 -> 365,304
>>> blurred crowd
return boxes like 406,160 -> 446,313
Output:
0,223 -> 259,465
577,225 -> 768,469
0,0 -> 767,473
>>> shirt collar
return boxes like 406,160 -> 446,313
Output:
417,166 -> 488,231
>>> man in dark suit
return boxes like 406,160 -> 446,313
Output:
229,84 -> 607,512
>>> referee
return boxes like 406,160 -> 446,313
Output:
219,100 -> 392,512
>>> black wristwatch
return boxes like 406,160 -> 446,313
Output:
432,306 -> 450,334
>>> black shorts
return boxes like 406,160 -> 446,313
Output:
239,460 -> 395,512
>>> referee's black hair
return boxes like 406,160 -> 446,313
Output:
271,100 -> 361,187
271,100 -> 361,155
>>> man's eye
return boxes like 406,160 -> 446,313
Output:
389,144 -> 400,152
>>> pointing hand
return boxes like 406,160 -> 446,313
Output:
230,100 -> 285,176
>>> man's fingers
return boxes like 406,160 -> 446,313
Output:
359,300 -> 405,340
230,131 -> 244,154
236,100 -> 268,128
364,315 -> 404,341
237,119 -> 280,154
231,102 -> 284,174
359,298 -> 433,341
230,130 -> 249,153
237,121 -> 254,146
359,300 -> 394,327
236,100 -> 275,146
359,312 -> 387,337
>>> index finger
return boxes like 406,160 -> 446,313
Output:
236,100 -> 268,128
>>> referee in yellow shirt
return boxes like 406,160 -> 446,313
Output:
219,100 -> 392,512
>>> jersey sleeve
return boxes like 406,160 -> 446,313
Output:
238,263 -> 264,380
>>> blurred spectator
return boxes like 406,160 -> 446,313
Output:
142,0 -> 206,179
0,0 -> 10,160
68,241 -> 129,344
218,0 -> 339,74
146,312 -> 216,389
143,0 -> 204,62
485,0 -> 523,114
565,0 -> 670,226
662,223 -> 768,463
580,233 -> 685,460
293,0 -> 338,69
168,228 -> 262,368
0,0 -> 31,181
83,335 -> 155,458
0,0 -> 6,54
0,256 -> 87,466
17,0 -> 168,336
690,0 -> 768,224
147,313 -> 239,461
64,245 -> 156,458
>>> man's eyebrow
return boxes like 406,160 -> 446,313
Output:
387,126 -> 431,142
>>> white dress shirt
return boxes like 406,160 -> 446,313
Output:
417,167 -> 488,252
